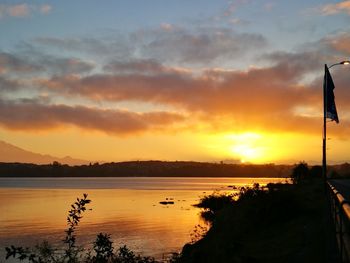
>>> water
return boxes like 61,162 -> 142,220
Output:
0,177 -> 288,261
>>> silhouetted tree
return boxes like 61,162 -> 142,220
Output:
291,162 -> 309,184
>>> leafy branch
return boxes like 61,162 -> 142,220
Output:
4,194 -> 166,263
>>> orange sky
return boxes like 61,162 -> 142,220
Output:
1,1 -> 350,164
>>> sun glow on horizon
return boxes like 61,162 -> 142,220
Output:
1,126 -> 325,164
227,133 -> 265,163
203,131 -> 321,164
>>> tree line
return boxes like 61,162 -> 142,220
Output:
0,161 -> 292,177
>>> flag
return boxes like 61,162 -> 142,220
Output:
324,65 -> 339,123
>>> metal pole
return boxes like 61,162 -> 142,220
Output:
323,64 -> 327,189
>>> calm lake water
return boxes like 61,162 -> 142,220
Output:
0,177 -> 288,261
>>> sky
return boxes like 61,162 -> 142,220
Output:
1,0 -> 350,164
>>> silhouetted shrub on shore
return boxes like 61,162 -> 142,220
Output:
291,161 -> 309,184
194,192 -> 235,222
178,178 -> 327,263
291,163 -> 325,183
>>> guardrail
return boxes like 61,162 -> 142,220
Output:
328,181 -> 350,263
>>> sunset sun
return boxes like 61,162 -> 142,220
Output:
231,144 -> 261,163
227,133 -> 264,163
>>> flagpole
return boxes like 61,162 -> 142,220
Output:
323,60 -> 349,187
323,64 -> 327,188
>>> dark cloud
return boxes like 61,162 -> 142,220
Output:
0,76 -> 21,92
103,59 -> 168,75
261,50 -> 323,75
0,52 -> 42,73
0,51 -> 94,75
38,56 -> 95,75
102,58 -> 191,76
17,96 -> 51,105
0,99 -> 185,135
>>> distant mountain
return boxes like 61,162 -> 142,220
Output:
0,140 -> 88,165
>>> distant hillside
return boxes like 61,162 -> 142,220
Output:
0,140 -> 88,165
0,161 -> 293,178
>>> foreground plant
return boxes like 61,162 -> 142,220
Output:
5,194 -> 158,263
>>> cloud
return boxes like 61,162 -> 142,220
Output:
7,4 -> 30,17
34,36 -> 133,59
137,28 -> 267,65
32,31 -> 350,137
34,28 -> 267,66
228,18 -> 250,25
223,0 -> 250,17
40,4 -> 52,14
35,59 -> 324,134
160,23 -> 174,32
38,53 -> 315,105
0,99 -> 185,135
0,52 -> 42,73
103,59 -> 167,75
0,51 -> 94,75
0,3 -> 52,19
0,76 -> 21,93
321,32 -> 350,55
277,31 -> 350,69
4,25 -> 350,138
318,1 -> 350,15
40,57 -> 95,75
261,50 -> 323,75
103,59 -> 189,75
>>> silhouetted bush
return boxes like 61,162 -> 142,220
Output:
179,180 -> 326,263
194,192 -> 235,222
291,161 -> 309,184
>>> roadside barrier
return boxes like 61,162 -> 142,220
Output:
328,181 -> 350,263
